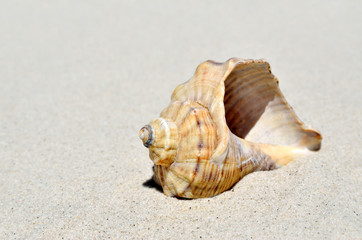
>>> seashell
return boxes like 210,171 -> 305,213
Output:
139,58 -> 322,199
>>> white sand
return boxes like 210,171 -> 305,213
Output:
0,1 -> 361,239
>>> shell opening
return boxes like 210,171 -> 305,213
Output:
222,61 -> 322,151
223,62 -> 275,139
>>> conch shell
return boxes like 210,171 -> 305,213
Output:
139,58 -> 322,199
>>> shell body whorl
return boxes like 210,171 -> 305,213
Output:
139,58 -> 322,198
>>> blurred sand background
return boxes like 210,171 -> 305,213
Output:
0,0 -> 361,239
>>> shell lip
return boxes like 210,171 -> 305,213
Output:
139,124 -> 154,148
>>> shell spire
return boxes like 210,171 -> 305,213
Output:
139,118 -> 178,167
139,58 -> 322,198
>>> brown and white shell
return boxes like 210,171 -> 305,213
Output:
139,58 -> 322,199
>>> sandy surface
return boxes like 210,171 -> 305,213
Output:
0,1 -> 361,239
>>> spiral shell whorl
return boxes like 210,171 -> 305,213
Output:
139,118 -> 178,167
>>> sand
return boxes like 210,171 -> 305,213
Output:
0,1 -> 361,239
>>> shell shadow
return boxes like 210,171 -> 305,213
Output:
142,178 -> 192,200
142,177 -> 163,193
